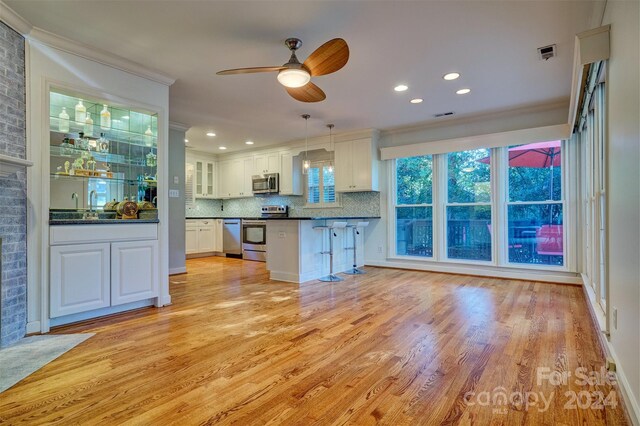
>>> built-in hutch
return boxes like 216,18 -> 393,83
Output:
48,88 -> 162,325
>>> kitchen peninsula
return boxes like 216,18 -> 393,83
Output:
265,217 -> 378,283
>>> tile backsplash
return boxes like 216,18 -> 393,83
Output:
187,192 -> 380,218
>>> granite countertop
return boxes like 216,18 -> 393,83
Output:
186,216 -> 380,220
50,219 -> 160,225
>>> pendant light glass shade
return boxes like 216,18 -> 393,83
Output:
302,114 -> 310,175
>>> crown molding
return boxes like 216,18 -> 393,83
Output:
169,121 -> 190,132
0,1 -> 32,34
0,2 -> 176,87
27,27 -> 175,86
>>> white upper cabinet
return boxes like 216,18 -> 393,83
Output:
218,157 -> 254,198
195,159 -> 216,198
254,152 -> 280,175
187,153 -> 217,199
242,157 -> 254,197
334,138 -> 379,192
279,151 -> 302,195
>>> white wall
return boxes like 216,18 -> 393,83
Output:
26,39 -> 171,332
168,127 -> 186,274
602,0 -> 640,419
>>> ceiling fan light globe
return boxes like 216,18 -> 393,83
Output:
277,68 -> 311,88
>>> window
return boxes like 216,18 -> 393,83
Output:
446,149 -> 492,261
306,162 -> 337,207
507,141 -> 563,266
395,155 -> 433,257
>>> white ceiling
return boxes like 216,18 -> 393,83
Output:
7,0 -> 597,153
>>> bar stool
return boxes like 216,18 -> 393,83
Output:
344,222 -> 369,275
314,221 -> 348,282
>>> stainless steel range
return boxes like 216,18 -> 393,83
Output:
260,205 -> 288,218
242,219 -> 267,262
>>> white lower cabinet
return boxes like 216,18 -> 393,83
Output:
49,224 -> 160,319
186,219 -> 223,255
111,240 -> 159,306
185,226 -> 198,254
50,243 -> 111,318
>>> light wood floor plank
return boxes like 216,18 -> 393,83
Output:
0,257 -> 628,425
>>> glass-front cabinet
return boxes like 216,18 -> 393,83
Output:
49,88 -> 158,219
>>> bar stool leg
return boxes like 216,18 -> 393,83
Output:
319,228 -> 343,282
344,226 -> 366,275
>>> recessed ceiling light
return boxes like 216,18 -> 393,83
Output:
456,88 -> 471,95
184,139 -> 189,143
245,141 -> 254,145
219,146 -> 227,150
410,98 -> 423,104
394,84 -> 408,92
206,132 -> 216,137
443,72 -> 460,81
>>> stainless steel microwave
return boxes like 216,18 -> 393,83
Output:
252,173 -> 279,194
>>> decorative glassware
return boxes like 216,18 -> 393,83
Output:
146,151 -> 157,167
144,125 -> 154,147
84,112 -> 94,137
97,133 -> 110,153
75,99 -> 86,124
100,104 -> 111,130
58,107 -> 70,132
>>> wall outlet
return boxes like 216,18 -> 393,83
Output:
173,176 -> 179,184
377,245 -> 383,254
169,189 -> 179,198
613,307 -> 617,329
279,232 -> 286,238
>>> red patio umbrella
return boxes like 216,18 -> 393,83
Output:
478,140 -> 562,220
505,140 -> 561,168
477,140 -> 561,167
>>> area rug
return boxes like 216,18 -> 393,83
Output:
0,334 -> 94,393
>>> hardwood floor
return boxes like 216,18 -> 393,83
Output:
1,258 -> 628,425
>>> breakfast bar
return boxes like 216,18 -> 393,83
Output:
265,217 -> 378,283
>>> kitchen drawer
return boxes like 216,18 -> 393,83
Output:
50,224 -> 158,245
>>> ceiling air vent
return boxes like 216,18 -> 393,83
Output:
434,111 -> 455,118
538,44 -> 557,60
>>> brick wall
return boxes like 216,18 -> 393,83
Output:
0,20 -> 27,347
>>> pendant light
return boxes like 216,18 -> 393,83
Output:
326,124 -> 334,172
302,114 -> 310,174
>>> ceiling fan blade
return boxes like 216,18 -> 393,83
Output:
303,38 -> 349,76
216,66 -> 284,75
285,82 -> 326,103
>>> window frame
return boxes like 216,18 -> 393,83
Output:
304,160 -> 340,209
443,148 -> 494,264
393,155 -> 434,258
388,144 -> 572,273
503,142 -> 566,268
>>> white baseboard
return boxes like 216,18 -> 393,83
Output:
364,258 -> 581,284
26,321 -> 41,334
169,267 -> 187,275
581,278 -> 639,425
607,344 -> 640,425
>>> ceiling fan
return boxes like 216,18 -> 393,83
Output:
216,37 -> 349,103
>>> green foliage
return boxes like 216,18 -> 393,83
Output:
396,156 -> 432,205
448,149 -> 491,203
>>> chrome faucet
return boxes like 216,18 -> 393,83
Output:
71,192 -> 79,210
89,190 -> 97,214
